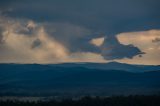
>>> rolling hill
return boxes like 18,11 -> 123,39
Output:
0,62 -> 160,96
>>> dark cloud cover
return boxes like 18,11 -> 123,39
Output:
1,0 -> 160,34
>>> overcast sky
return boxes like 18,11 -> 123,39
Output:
0,0 -> 160,65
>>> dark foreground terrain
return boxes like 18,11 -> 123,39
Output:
0,95 -> 160,106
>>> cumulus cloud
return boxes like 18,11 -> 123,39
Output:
100,36 -> 144,60
0,15 -> 70,63
117,30 -> 160,65
0,15 -> 106,63
0,0 -> 159,64
0,14 -> 158,64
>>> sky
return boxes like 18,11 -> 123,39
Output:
0,0 -> 160,65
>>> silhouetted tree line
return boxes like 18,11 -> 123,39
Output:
0,95 -> 160,106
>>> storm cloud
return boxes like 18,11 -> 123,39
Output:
0,0 -> 160,64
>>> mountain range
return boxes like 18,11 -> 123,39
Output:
0,62 -> 160,96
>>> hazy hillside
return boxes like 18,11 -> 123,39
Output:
0,62 -> 160,96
